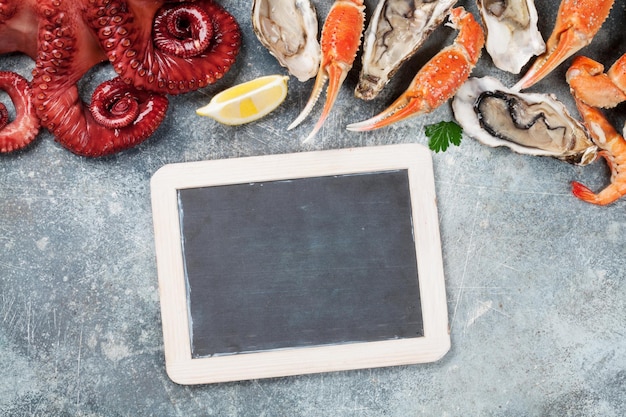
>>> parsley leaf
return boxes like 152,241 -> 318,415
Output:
425,121 -> 463,153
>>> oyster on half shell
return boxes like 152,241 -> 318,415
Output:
477,0 -> 545,74
355,0 -> 456,100
252,0 -> 321,82
452,76 -> 597,165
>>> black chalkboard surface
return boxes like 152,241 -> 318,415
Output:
181,170 -> 422,357
151,144 -> 449,384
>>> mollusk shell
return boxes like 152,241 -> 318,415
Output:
477,0 -> 545,74
252,0 -> 321,82
452,76 -> 597,165
355,0 -> 456,100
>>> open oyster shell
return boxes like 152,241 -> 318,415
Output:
477,0 -> 545,74
355,0 -> 456,100
452,76 -> 597,165
252,0 -> 321,82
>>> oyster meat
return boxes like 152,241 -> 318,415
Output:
452,76 -> 597,165
355,0 -> 456,100
477,0 -> 545,74
252,0 -> 321,82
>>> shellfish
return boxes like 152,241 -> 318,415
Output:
355,0 -> 456,100
567,62 -> 626,205
566,55 -> 626,109
288,0 -> 365,143
452,76 -> 597,165
515,0 -> 614,89
347,7 -> 483,132
477,0 -> 545,74
252,0 -> 321,82
569,98 -> 626,205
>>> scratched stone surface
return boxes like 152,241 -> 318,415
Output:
1,1 -> 625,416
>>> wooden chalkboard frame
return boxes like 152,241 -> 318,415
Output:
151,144 -> 449,384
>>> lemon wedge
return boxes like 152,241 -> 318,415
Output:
196,75 -> 289,125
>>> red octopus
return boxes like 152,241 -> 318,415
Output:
0,0 -> 240,157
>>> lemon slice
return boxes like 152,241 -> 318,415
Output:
196,75 -> 289,125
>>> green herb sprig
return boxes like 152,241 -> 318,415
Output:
425,121 -> 463,153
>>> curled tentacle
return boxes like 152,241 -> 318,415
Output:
0,71 -> 40,153
153,4 -> 213,59
88,0 -> 241,95
90,79 -> 142,129
31,2 -> 168,157
41,77 -> 168,157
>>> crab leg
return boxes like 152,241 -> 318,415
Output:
515,0 -> 614,90
288,0 -> 365,143
569,99 -> 626,206
566,54 -> 626,109
346,7 -> 484,132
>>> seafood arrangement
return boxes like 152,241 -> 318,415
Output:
347,7 -> 484,132
469,0 -> 623,205
1,0 -> 625,204
255,0 -> 624,205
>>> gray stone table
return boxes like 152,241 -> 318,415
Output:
1,1 -> 624,415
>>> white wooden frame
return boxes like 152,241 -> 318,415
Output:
150,144 -> 449,384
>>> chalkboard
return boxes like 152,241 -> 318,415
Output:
151,144 -> 449,384
181,170 -> 423,357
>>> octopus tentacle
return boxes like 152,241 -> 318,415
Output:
0,104 -> 8,129
32,1 -> 168,157
87,0 -> 241,95
0,71 -> 40,153
153,4 -> 213,59
39,75 -> 168,157
90,79 -> 142,129
1,0 -> 242,156
39,77 -> 168,157
68,78 -> 168,156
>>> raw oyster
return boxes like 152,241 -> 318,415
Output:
355,0 -> 456,100
477,0 -> 545,74
452,76 -> 597,165
252,0 -> 321,82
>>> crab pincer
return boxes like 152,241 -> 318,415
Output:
346,7 -> 484,132
288,0 -> 365,143
515,0 -> 614,90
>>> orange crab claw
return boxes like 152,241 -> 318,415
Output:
566,55 -> 626,109
570,100 -> 626,205
288,0 -> 365,143
515,0 -> 614,90
346,7 -> 484,132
